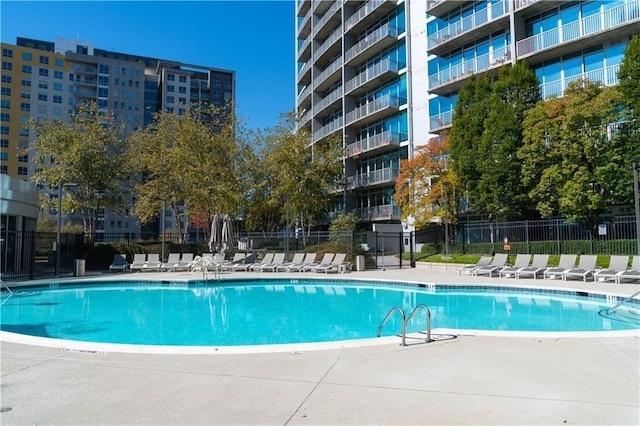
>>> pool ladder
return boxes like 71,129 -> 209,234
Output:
607,290 -> 640,314
377,304 -> 432,346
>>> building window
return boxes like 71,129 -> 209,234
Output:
167,73 -> 175,81
37,94 -> 47,102
0,139 -> 8,148
22,52 -> 32,61
37,105 -> 47,114
54,58 -> 63,67
18,154 -> 28,162
167,96 -> 174,103
2,61 -> 12,71
99,64 -> 109,74
38,81 -> 48,90
53,95 -> 62,104
22,65 -> 31,74
21,91 -> 30,99
20,103 -> 30,112
167,84 -> 175,92
1,87 -> 10,96
54,70 -> 63,79
0,152 -> 8,160
0,166 -> 7,174
0,113 -> 9,121
1,75 -> 11,83
19,128 -> 29,137
21,78 -> 31,86
38,68 -> 48,77
19,140 -> 28,149
54,82 -> 63,91
39,55 -> 49,65
18,167 -> 28,176
0,100 -> 9,108
224,81 -> 232,89
2,48 -> 13,58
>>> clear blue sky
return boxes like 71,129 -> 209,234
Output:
0,0 -> 295,130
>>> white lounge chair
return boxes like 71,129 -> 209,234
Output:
163,253 -> 181,271
499,254 -> 531,278
144,253 -> 163,271
303,253 -> 334,272
562,255 -> 597,282
174,253 -> 194,271
129,253 -> 147,271
458,256 -> 492,275
109,254 -> 129,272
231,253 -> 259,272
311,253 -> 348,274
616,256 -> 640,284
249,253 -> 275,272
287,253 -> 317,272
594,255 -> 629,283
276,253 -> 305,272
259,253 -> 286,272
473,253 -> 509,277
219,252 -> 246,272
515,254 -> 549,279
543,254 -> 577,280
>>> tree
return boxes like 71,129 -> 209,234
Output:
475,61 -> 540,220
519,80 -> 623,234
28,102 -> 133,234
393,131 -> 457,228
618,33 -> 640,114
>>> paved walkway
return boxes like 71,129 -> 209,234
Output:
1,264 -> 639,425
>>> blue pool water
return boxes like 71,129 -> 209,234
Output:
1,279 -> 637,346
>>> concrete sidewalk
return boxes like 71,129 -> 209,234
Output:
1,265 -> 639,425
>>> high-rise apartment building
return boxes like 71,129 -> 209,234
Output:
0,36 -> 235,236
296,0 -> 638,226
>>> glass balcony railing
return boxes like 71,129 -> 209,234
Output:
345,0 -> 394,32
346,94 -> 403,125
348,167 -> 400,189
517,1 -> 640,57
314,86 -> 343,114
355,204 -> 401,221
345,58 -> 401,94
427,0 -> 509,50
429,110 -> 453,130
347,131 -> 402,156
297,84 -> 312,101
314,56 -> 342,87
345,22 -> 398,64
316,27 -> 342,60
429,47 -> 511,90
539,64 -> 621,100
313,116 -> 343,142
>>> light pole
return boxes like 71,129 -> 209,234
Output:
55,183 -> 62,276
633,158 -> 640,256
443,182 -> 450,258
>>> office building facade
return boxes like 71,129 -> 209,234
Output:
296,0 -> 638,225
1,36 -> 235,237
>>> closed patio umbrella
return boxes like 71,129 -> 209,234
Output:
208,214 -> 222,253
221,214 -> 234,253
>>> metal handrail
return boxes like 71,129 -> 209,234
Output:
377,306 -> 406,345
406,304 -> 432,343
607,290 -> 640,314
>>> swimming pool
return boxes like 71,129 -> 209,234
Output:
1,278 -> 638,347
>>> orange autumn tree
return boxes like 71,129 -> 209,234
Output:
393,131 -> 458,229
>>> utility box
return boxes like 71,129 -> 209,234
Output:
355,255 -> 365,271
74,259 -> 86,277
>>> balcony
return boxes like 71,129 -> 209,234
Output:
345,0 -> 397,35
345,58 -> 401,95
313,116 -> 343,143
427,0 -> 510,54
348,167 -> 399,189
355,204 -> 401,221
297,0 -> 311,17
297,84 -> 312,107
429,110 -> 453,132
346,94 -> 403,126
314,0 -> 341,39
539,64 -> 620,100
516,1 -> 640,60
297,60 -> 312,86
297,8 -> 312,39
299,110 -> 312,127
70,65 -> 98,75
313,0 -> 332,15
429,47 -> 511,94
297,36 -> 312,62
345,23 -> 399,66
313,55 -> 343,92
314,86 -> 343,117
426,0 -> 461,17
346,131 -> 402,157
315,27 -> 342,64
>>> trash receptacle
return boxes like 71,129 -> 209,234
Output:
74,259 -> 86,277
355,255 -> 365,271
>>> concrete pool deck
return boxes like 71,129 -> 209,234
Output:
1,264 -> 639,425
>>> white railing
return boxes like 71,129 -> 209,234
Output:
345,22 -> 398,63
428,0 -> 509,49
347,131 -> 402,156
345,0 -> 394,32
514,0 -> 541,11
313,116 -> 343,142
517,1 -> 640,57
348,167 -> 400,189
429,47 -> 510,89
539,64 -> 621,100
315,86 -> 343,114
314,1 -> 341,36
345,58 -> 400,93
315,27 -> 342,59
430,110 -> 453,130
314,56 -> 343,87
346,94 -> 402,124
